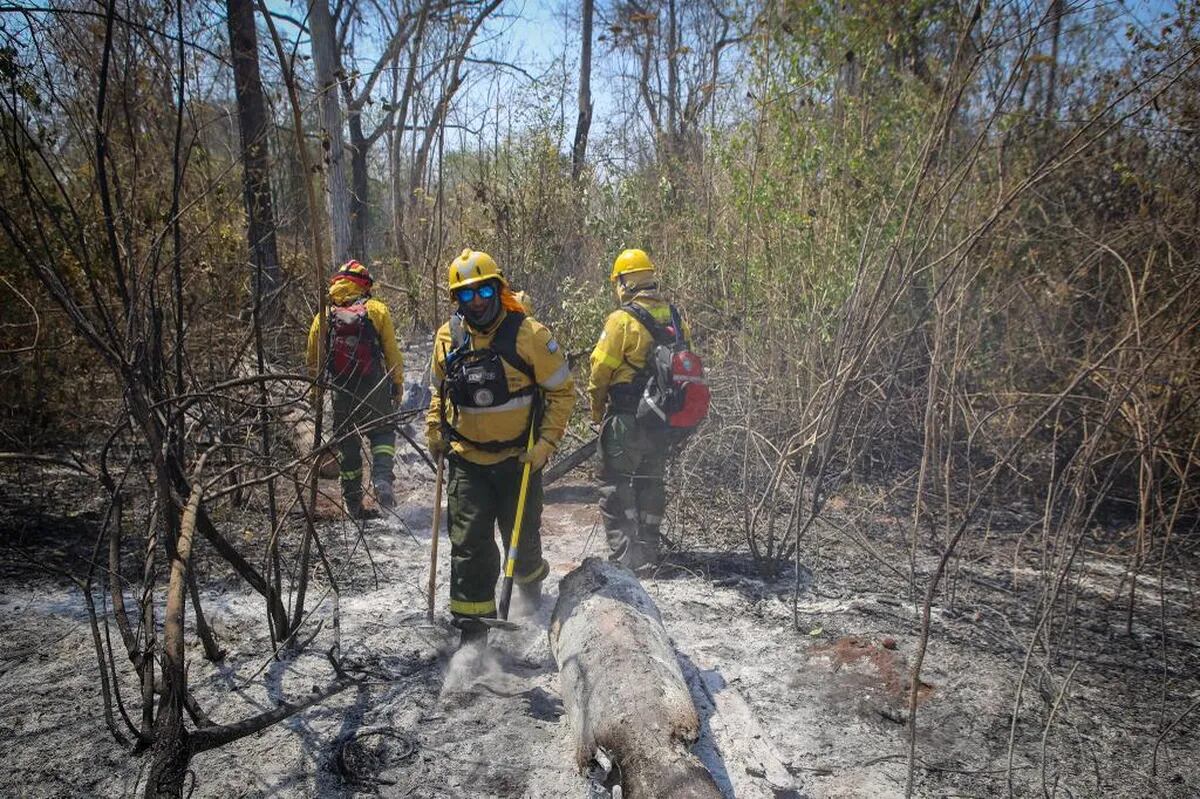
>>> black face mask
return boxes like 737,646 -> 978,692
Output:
460,283 -> 502,329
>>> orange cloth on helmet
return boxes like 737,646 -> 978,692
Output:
500,286 -> 526,314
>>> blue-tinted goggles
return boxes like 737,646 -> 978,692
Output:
455,283 -> 496,303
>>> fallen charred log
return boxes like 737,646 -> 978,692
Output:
544,436 -> 598,487
549,557 -> 721,799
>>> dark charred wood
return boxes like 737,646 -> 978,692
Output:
544,437 -> 598,487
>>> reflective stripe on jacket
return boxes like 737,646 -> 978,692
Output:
426,309 -> 575,466
587,292 -> 684,423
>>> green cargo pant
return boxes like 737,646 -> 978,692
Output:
331,377 -> 395,508
446,454 -> 549,618
599,412 -> 669,566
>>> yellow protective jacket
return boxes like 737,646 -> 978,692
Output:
426,308 -> 575,465
306,279 -> 405,393
588,290 -> 689,423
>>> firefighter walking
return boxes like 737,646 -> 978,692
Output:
426,249 -> 575,651
588,248 -> 703,571
307,260 -> 405,517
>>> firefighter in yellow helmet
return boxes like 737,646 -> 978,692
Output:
426,249 -> 575,651
588,249 -> 690,570
306,260 -> 405,517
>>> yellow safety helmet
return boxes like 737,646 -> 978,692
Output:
447,248 -> 506,292
610,248 -> 655,282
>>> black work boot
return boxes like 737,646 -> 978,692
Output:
455,617 -> 489,654
374,480 -> 395,510
515,581 -> 542,615
344,492 -> 365,519
635,527 -> 662,573
607,540 -> 638,571
605,520 -> 640,571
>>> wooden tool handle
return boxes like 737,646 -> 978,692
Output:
426,451 -> 445,622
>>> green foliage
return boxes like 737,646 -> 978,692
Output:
552,274 -> 613,354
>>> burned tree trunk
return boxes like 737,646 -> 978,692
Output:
345,102 -> 370,262
226,0 -> 282,325
571,0 -> 594,182
549,558 -> 721,799
309,0 -> 352,265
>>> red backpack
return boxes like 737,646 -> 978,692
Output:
622,302 -> 710,431
326,301 -> 382,382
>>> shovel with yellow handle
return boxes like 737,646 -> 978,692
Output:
496,423 -> 537,623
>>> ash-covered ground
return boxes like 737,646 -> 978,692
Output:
1,443 -> 1197,798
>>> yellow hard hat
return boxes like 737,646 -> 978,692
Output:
610,248 -> 655,282
447,248 -> 506,291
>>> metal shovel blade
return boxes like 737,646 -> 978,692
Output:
474,617 -> 522,632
